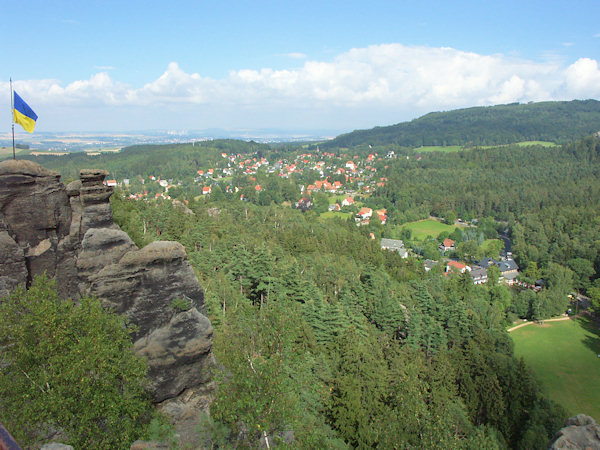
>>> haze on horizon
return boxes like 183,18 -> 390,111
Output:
3,0 -> 600,134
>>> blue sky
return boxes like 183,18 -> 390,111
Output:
3,0 -> 600,133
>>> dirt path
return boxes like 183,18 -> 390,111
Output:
507,315 -> 572,332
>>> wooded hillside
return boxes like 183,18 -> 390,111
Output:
323,100 -> 600,148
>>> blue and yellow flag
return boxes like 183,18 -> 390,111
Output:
13,91 -> 38,133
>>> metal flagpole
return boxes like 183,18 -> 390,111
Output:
10,78 -> 15,160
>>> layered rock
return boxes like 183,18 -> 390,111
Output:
0,160 -> 71,285
0,231 -> 27,297
0,160 -> 214,413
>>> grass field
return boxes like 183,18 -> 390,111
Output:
400,219 -> 459,240
514,141 -> 559,147
414,145 -> 463,153
413,141 -> 558,153
511,317 -> 600,421
479,141 -> 560,150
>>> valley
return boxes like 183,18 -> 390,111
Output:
2,101 -> 600,448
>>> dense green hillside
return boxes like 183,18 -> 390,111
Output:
323,100 -> 600,148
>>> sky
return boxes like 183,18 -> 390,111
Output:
2,0 -> 600,134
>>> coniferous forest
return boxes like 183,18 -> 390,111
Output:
6,103 -> 600,448
102,135 -> 599,448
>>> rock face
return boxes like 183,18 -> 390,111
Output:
549,414 -> 600,449
0,160 -> 214,410
0,160 -> 70,291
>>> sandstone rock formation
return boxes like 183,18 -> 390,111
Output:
0,160 -> 214,413
549,414 -> 600,449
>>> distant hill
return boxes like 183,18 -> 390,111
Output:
23,139 -> 269,181
323,100 -> 600,148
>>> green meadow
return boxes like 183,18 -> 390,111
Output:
511,317 -> 600,421
478,141 -> 560,150
400,219 -> 459,240
514,141 -> 559,147
413,142 -> 558,153
413,145 -> 463,153
320,211 -> 352,220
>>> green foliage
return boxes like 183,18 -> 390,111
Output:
0,276 -> 152,449
102,138 -> 585,447
170,297 -> 192,311
142,414 -> 178,447
324,99 -> 600,148
211,300 -> 342,448
328,327 -> 389,447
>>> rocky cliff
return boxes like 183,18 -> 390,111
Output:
549,414 -> 600,449
0,160 -> 214,418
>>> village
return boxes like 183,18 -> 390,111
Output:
103,147 -> 533,287
104,146 -> 397,212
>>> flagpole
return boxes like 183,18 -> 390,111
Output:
10,78 -> 15,160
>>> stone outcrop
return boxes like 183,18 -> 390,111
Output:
0,160 -> 214,413
549,414 -> 600,449
0,160 -> 71,287
0,230 -> 27,297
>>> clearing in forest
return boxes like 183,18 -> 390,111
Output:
511,317 -> 600,421
400,219 -> 458,241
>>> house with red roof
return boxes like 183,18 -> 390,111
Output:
439,238 -> 455,252
446,260 -> 470,273
342,197 -> 355,207
356,207 -> 373,222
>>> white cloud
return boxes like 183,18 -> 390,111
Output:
562,57 -> 600,98
5,44 -> 600,130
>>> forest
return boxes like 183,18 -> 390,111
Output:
111,192 -> 564,448
6,123 -> 600,447
324,100 -> 600,148
104,136 -> 599,447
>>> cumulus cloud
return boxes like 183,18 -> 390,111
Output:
562,57 -> 600,98
5,44 -> 600,129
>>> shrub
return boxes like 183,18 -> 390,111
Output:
0,276 -> 152,448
